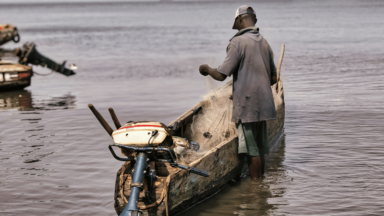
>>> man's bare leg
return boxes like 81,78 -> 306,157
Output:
260,156 -> 265,176
247,156 -> 262,179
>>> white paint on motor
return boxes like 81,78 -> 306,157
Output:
112,122 -> 169,147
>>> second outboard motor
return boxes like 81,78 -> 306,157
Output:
14,42 -> 75,76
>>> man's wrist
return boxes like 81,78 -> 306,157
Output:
207,66 -> 214,75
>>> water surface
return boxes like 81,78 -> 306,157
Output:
1,0 -> 384,215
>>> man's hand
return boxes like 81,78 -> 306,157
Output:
199,64 -> 227,81
199,64 -> 210,76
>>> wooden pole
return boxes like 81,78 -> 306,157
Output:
276,44 -> 285,80
108,107 -> 122,129
88,104 -> 114,136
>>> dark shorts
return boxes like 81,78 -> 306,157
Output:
236,121 -> 269,157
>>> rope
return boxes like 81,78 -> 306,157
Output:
137,174 -> 172,211
118,161 -> 172,216
119,161 -> 131,204
33,70 -> 54,76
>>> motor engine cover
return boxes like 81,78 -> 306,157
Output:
112,122 -> 171,147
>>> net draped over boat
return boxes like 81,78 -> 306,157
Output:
180,81 -> 236,164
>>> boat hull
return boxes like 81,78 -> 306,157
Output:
0,79 -> 31,91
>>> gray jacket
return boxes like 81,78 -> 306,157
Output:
218,27 -> 277,123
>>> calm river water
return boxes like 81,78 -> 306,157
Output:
1,0 -> 384,215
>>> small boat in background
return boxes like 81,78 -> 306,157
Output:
0,24 -> 76,92
0,42 -> 76,92
0,61 -> 32,91
0,24 -> 20,46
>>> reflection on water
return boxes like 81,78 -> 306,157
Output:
182,136 -> 287,216
0,90 -> 76,111
33,93 -> 76,111
0,90 -> 32,110
0,90 -> 76,167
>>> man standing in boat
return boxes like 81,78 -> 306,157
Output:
199,5 -> 277,179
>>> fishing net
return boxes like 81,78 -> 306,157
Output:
180,78 -> 237,163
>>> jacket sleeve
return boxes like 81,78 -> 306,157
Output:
217,44 -> 241,77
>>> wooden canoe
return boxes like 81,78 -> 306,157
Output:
114,45 -> 286,216
0,61 -> 32,92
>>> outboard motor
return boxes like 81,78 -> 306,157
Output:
88,104 -> 209,216
14,42 -> 75,76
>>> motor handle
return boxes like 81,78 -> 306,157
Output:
108,145 -> 134,161
173,164 -> 210,177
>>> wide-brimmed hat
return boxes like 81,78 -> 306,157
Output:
232,5 -> 256,29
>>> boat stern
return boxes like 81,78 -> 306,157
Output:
0,62 -> 32,92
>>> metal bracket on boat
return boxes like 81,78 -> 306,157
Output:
145,167 -> 156,202
108,145 -> 135,161
130,182 -> 144,191
108,144 -> 210,177
126,210 -> 142,216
